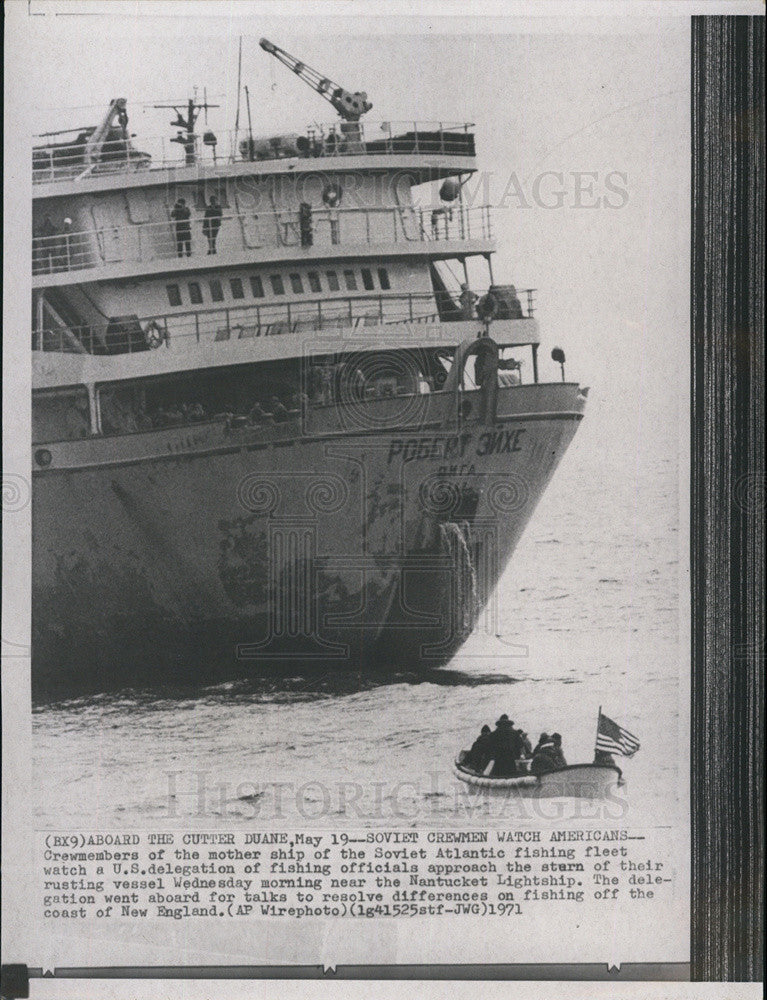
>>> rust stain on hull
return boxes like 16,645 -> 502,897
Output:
32,403 -> 583,701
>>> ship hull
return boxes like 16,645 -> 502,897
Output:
31,383 -> 585,701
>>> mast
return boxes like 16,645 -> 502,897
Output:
244,86 -> 253,151
154,94 -> 220,165
234,36 -> 243,158
594,706 -> 602,760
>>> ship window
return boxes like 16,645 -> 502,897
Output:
210,279 -> 224,302
250,275 -> 265,298
343,269 -> 358,291
289,273 -> 304,294
189,281 -> 203,304
270,274 -> 285,295
166,284 -> 182,307
325,270 -> 340,291
361,268 -> 375,290
230,277 -> 245,299
307,271 -> 322,293
33,386 -> 91,443
378,267 -> 391,290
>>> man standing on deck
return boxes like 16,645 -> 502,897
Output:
171,198 -> 192,257
203,196 -> 223,254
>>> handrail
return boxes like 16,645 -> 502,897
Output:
32,120 -> 477,185
32,204 -> 494,276
32,288 -> 537,356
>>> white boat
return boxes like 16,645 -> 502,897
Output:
453,755 -> 623,797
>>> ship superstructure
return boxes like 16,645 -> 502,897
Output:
31,40 -> 587,700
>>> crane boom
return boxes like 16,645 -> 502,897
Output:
259,37 -> 372,121
84,98 -> 129,165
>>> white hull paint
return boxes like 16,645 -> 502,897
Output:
453,762 -> 623,798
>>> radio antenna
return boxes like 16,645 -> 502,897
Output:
235,36 -> 243,136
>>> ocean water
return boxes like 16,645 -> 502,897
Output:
32,411 -> 684,832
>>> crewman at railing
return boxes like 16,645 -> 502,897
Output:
170,198 -> 192,257
270,396 -> 291,422
430,206 -> 452,239
459,283 -> 478,319
202,196 -> 223,254
248,401 -> 273,425
507,285 -> 524,319
498,357 -> 522,387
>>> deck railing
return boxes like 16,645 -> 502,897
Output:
32,204 -> 493,277
32,288 -> 536,356
32,121 -> 476,184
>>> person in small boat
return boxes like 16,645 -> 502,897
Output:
533,732 -> 550,755
518,729 -> 533,758
489,715 -> 524,777
530,735 -> 558,775
467,725 -> 494,772
549,733 -> 567,768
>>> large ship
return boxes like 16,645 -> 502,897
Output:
31,39 -> 587,701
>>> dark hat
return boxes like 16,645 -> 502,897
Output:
552,732 -> 562,742
539,732 -> 549,742
481,725 -> 491,734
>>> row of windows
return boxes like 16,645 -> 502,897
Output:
166,266 -> 392,309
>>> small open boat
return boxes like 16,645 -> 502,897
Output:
453,752 -> 623,798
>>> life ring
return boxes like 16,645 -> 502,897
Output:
476,292 -> 498,321
144,320 -> 166,349
322,182 -> 343,208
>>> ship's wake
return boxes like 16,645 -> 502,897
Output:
34,664 -> 521,710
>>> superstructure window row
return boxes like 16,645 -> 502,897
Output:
165,266 -> 391,308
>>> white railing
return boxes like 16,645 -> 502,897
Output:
33,288 -> 537,356
32,121 -> 476,184
32,204 -> 493,276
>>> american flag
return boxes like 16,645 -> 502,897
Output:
596,711 -> 641,757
